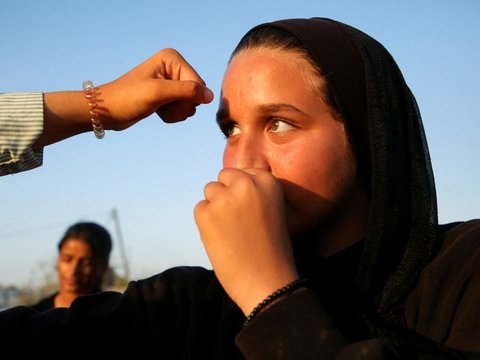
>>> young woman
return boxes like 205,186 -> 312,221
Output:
31,222 -> 112,310
1,18 -> 479,359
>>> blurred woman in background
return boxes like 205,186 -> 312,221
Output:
31,222 -> 112,310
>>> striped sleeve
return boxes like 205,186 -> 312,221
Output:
0,92 -> 44,176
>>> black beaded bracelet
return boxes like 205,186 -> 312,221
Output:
243,278 -> 308,326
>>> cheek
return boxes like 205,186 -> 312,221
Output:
57,261 -> 70,275
80,266 -> 94,278
276,141 -> 356,201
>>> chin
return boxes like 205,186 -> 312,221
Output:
286,209 -> 326,239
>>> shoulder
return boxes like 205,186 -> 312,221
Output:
30,293 -> 57,312
136,265 -> 216,288
69,266 -> 221,322
417,219 -> 480,286
406,220 -> 480,351
126,266 -> 220,303
435,219 -> 480,269
441,219 -> 480,243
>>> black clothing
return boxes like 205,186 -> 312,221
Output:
1,221 -> 478,359
2,267 -> 246,359
30,293 -> 56,311
238,220 -> 480,359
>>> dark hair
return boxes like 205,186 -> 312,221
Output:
58,222 -> 112,263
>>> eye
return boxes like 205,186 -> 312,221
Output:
60,255 -> 73,263
269,119 -> 294,133
220,123 -> 241,138
229,124 -> 241,137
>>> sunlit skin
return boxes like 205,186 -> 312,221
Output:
220,50 -> 367,249
55,238 -> 107,308
194,48 -> 369,315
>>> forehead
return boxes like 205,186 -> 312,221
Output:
220,48 -> 324,111
225,47 -> 319,83
59,238 -> 92,257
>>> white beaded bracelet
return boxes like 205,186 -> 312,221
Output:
82,80 -> 105,139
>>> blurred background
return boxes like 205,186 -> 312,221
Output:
1,0 -> 479,308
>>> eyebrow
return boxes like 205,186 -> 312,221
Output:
216,103 -> 306,125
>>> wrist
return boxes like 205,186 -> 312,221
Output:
243,278 -> 309,326
82,80 -> 105,139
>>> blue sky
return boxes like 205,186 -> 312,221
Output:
1,0 -> 479,286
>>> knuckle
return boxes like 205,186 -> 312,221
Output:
161,47 -> 180,57
182,81 -> 202,99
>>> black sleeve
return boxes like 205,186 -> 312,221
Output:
0,280 -> 177,358
0,291 -> 128,358
236,288 -> 348,359
0,266 -> 239,359
235,288 -> 479,360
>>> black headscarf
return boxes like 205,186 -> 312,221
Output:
242,18 -> 439,324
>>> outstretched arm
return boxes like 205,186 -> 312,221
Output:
36,48 -> 214,147
1,48 -> 213,175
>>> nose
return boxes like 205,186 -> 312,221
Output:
224,134 -> 271,171
72,262 -> 84,277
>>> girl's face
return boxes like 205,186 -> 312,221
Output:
57,238 -> 105,295
218,48 -> 368,254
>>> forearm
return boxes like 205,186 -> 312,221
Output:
34,91 -> 93,148
2,48 -> 213,175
